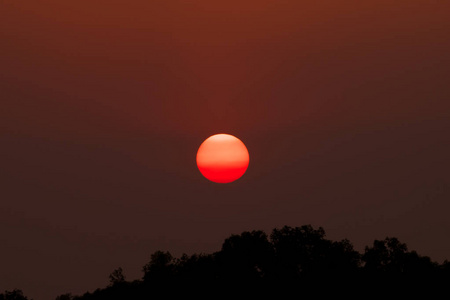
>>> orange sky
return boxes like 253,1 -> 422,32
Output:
1,1 -> 450,299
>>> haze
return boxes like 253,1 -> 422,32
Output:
1,1 -> 449,299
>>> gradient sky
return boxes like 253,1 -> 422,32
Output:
1,1 -> 449,299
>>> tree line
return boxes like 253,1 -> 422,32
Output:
3,225 -> 450,299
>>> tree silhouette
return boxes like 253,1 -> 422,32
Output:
360,237 -> 446,294
108,267 -> 126,286
174,253 -> 217,283
363,237 -> 409,272
54,293 -> 72,300
270,225 -> 360,279
7,223 -> 445,300
217,230 -> 275,281
326,238 -> 361,272
142,251 -> 174,283
0,290 -> 29,300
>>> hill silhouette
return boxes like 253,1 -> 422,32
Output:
3,225 -> 450,299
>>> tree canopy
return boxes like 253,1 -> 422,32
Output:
5,224 -> 449,300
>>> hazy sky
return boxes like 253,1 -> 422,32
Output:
1,1 -> 449,299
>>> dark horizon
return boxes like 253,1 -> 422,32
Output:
4,224 -> 450,300
1,1 -> 449,299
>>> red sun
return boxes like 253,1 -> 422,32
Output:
196,134 -> 249,183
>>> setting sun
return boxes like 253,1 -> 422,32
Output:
196,134 -> 249,183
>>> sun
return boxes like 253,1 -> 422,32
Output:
196,134 -> 249,183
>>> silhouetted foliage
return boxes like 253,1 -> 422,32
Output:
441,260 -> 450,272
108,267 -> 126,286
68,226 -> 450,298
217,230 -> 274,281
142,251 -> 174,283
363,237 -> 408,272
270,225 -> 360,279
0,290 -> 30,300
10,224 -> 449,299
271,225 -> 328,275
362,237 -> 439,275
54,293 -> 72,300
174,253 -> 217,283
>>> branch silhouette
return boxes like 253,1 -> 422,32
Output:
8,224 -> 448,300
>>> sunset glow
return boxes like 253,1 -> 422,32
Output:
196,134 -> 249,183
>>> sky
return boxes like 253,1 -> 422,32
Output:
1,1 -> 449,299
